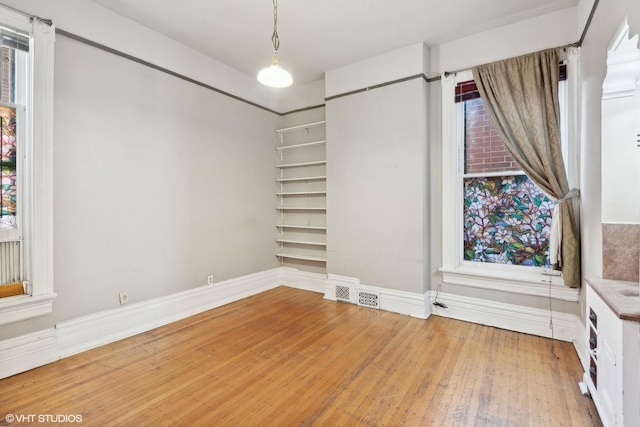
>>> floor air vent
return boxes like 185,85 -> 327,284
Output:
335,285 -> 351,303
358,291 -> 380,309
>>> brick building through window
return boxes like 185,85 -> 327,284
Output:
464,98 -> 520,174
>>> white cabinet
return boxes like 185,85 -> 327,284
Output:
274,121 -> 327,267
586,283 -> 640,427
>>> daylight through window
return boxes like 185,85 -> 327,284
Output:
457,84 -> 557,268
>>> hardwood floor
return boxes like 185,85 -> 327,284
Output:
0,287 -> 601,426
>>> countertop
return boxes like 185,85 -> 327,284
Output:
586,277 -> 640,322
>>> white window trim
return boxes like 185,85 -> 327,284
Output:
439,50 -> 581,303
0,10 -> 55,325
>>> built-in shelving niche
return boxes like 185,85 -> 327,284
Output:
275,121 -> 327,271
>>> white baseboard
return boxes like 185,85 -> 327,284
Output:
429,291 -> 578,341
380,288 -> 430,319
56,268 -> 284,358
1,267 -> 325,379
324,274 -> 430,319
280,268 -> 326,293
0,329 -> 58,379
1,267 -> 580,380
323,277 -> 577,340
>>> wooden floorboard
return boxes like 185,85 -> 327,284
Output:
0,286 -> 602,426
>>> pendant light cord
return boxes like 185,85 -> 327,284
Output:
271,0 -> 280,52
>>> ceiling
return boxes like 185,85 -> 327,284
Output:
92,0 -> 578,86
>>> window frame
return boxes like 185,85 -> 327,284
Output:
440,51 -> 581,302
0,8 -> 55,325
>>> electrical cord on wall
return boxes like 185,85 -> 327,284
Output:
546,272 -> 560,359
432,284 -> 448,308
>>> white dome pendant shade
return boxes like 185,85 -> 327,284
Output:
257,53 -> 293,88
257,0 -> 293,88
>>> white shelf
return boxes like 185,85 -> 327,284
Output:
275,206 -> 326,211
276,239 -> 326,246
276,176 -> 326,183
276,160 -> 326,168
276,191 -> 326,196
276,140 -> 326,151
275,121 -> 326,134
276,252 -> 327,262
275,120 -> 327,270
276,224 -> 326,230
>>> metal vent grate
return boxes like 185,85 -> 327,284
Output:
358,291 -> 380,309
335,285 -> 351,302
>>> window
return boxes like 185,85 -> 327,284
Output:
0,26 -> 28,289
440,57 -> 579,301
460,94 -> 556,268
0,8 -> 55,325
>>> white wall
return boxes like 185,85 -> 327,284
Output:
578,0 -> 640,318
277,80 -> 326,114
53,37 -> 278,320
427,0 -> 640,357
326,43 -> 428,98
322,7 -> 585,300
601,92 -> 640,223
425,8 -> 584,316
3,0 -> 285,112
3,0 -> 635,353
599,18 -> 640,225
325,45 -> 429,294
1,4 -> 280,339
433,8 -> 578,75
6,0 -> 327,117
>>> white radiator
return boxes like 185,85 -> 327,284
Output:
0,240 -> 22,285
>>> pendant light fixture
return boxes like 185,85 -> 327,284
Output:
257,0 -> 293,88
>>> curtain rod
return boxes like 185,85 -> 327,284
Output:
0,2 -> 52,26
437,41 -> 578,82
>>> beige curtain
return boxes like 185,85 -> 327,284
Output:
472,48 -> 580,288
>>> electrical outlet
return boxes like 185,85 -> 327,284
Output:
119,291 -> 129,305
207,275 -> 214,285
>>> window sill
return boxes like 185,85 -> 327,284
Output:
0,293 -> 57,326
439,265 -> 579,302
